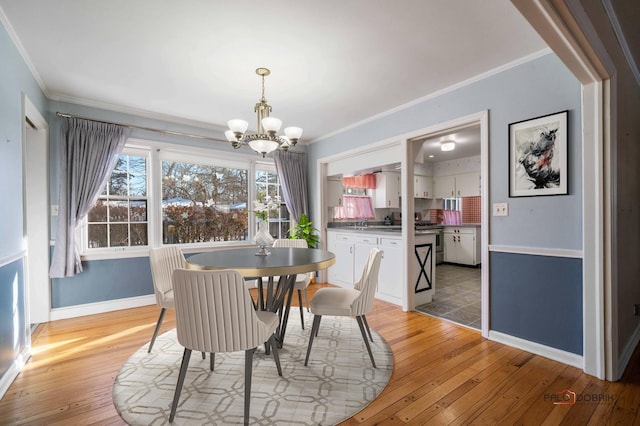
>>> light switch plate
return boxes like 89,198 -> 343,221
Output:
493,202 -> 508,217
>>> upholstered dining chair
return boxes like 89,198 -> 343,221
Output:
148,246 -> 186,353
169,268 -> 283,425
304,247 -> 383,368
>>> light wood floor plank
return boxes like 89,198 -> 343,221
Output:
0,282 -> 638,425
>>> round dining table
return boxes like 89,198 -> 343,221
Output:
186,247 -> 336,345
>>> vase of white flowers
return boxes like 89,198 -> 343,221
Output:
251,194 -> 279,255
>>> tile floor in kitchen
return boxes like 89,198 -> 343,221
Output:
415,263 -> 481,330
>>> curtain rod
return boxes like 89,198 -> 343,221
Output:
55,112 -> 227,143
55,112 -> 306,154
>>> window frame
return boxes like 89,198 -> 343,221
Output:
80,138 -> 277,260
255,163 -> 290,240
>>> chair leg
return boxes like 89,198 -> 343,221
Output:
148,308 -> 166,353
268,335 -> 283,376
169,348 -> 192,422
356,316 -> 377,368
257,277 -> 264,311
304,315 -> 322,366
362,315 -> 374,342
303,288 -> 310,313
297,289 -> 305,330
210,353 -> 215,371
244,348 -> 256,426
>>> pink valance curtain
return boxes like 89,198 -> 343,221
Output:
333,195 -> 376,219
342,174 -> 376,189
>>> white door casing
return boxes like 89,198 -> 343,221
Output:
23,96 -> 50,324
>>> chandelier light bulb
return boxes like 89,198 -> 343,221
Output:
284,127 -> 303,145
228,119 -> 248,134
261,117 -> 283,134
248,139 -> 279,158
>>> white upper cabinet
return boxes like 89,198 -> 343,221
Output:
433,172 -> 480,198
328,179 -> 344,207
414,175 -> 433,199
374,171 -> 400,208
433,175 -> 457,198
455,172 -> 481,197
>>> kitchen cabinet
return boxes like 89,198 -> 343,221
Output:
328,179 -> 344,207
433,175 -> 456,198
455,172 -> 481,197
327,232 -> 377,288
443,226 -> 480,266
327,232 -> 356,287
326,230 -> 403,304
378,237 -> 402,304
433,172 -> 481,198
414,175 -> 433,199
374,171 -> 400,208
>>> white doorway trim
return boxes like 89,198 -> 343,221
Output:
401,110 -> 489,338
512,0 -> 611,379
316,110 -> 489,337
22,95 -> 50,325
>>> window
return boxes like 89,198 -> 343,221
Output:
86,151 -> 148,248
161,160 -> 248,244
82,140 -> 286,257
256,168 -> 290,239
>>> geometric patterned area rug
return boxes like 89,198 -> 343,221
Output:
113,312 -> 393,425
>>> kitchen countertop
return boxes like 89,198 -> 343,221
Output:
326,226 -> 440,235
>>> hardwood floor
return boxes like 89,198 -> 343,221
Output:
1,282 -> 639,425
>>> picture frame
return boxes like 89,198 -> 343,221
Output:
509,110 -> 568,197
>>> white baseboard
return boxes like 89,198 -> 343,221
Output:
50,294 -> 156,321
0,347 -> 30,400
617,321 -> 640,380
489,330 -> 584,369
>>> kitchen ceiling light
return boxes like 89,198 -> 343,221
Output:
226,68 -> 303,157
440,140 -> 456,152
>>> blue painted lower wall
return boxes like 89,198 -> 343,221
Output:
0,257 -> 26,383
490,251 -> 583,355
51,256 -> 153,308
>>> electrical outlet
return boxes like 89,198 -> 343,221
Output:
493,202 -> 508,217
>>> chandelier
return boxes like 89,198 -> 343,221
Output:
225,67 -> 303,157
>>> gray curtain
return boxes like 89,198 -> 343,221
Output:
50,117 -> 131,278
273,150 -> 308,222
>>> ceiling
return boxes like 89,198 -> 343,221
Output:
0,0 -> 547,145
416,124 -> 481,164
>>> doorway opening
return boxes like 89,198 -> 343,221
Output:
408,111 -> 489,336
23,96 -> 50,327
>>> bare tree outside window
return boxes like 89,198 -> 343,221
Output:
256,169 -> 290,239
161,161 -> 249,244
87,154 -> 148,248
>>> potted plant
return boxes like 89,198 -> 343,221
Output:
289,213 -> 319,248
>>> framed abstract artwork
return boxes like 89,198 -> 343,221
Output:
509,110 -> 568,197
